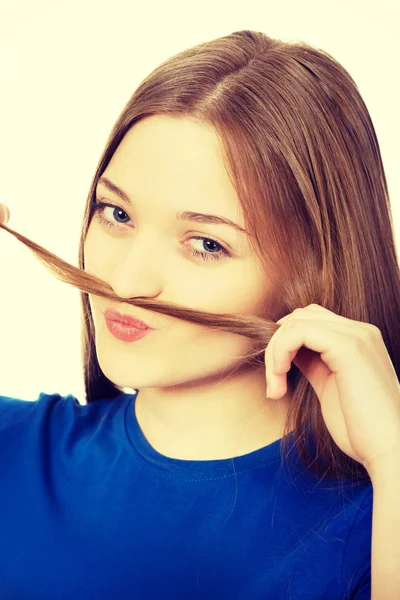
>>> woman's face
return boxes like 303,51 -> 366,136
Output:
84,115 -> 278,393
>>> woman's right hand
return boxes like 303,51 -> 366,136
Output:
0,203 -> 10,225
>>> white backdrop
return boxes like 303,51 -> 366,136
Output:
0,0 -> 398,403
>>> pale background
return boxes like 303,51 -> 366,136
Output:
0,0 -> 398,402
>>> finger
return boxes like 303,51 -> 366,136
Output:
271,319 -> 340,398
266,346 -> 296,399
0,204 -> 10,225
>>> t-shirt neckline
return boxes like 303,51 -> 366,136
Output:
122,390 -> 289,480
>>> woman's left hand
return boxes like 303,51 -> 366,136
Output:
265,304 -> 400,476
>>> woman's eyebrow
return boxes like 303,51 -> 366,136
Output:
97,176 -> 249,235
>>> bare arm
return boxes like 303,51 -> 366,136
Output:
368,455 -> 400,599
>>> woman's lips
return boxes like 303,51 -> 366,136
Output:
104,319 -> 151,342
104,308 -> 151,330
103,309 -> 153,342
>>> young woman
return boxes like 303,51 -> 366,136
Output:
0,30 -> 399,599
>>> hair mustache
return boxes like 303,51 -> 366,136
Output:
0,221 -> 280,355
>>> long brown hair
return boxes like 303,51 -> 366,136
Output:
1,30 -> 399,485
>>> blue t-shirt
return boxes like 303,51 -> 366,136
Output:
0,391 -> 372,599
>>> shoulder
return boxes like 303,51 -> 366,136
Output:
0,392 -> 82,440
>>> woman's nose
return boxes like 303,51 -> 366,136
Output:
108,240 -> 163,300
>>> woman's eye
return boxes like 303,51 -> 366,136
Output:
95,202 -> 131,225
91,199 -> 231,263
188,237 -> 230,262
